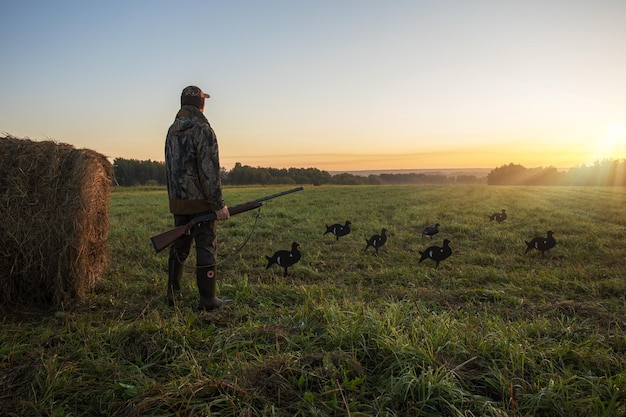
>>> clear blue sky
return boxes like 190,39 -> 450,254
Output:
1,0 -> 625,170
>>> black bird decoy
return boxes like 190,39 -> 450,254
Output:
421,223 -> 440,239
489,209 -> 507,223
418,239 -> 452,268
324,220 -> 351,241
525,230 -> 556,259
364,228 -> 388,255
265,242 -> 301,277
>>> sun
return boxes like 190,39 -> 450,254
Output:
598,122 -> 626,160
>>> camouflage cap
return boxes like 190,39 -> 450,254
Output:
181,85 -> 210,99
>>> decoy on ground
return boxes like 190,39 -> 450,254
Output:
324,220 -> 351,241
489,209 -> 507,223
418,239 -> 452,268
265,242 -> 301,277
421,223 -> 440,239
524,230 -> 556,259
364,228 -> 388,255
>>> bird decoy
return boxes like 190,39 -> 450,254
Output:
489,209 -> 507,224
265,242 -> 301,277
525,230 -> 556,259
421,223 -> 440,239
364,228 -> 387,255
418,239 -> 452,268
324,220 -> 351,241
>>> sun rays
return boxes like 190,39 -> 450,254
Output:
594,122 -> 626,162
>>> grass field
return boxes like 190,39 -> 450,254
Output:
1,185 -> 625,416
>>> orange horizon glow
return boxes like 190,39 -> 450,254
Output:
218,151 -> 613,172
113,123 -> 626,173
209,120 -> 626,172
218,133 -> 625,172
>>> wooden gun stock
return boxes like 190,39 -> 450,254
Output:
150,224 -> 192,253
150,186 -> 303,253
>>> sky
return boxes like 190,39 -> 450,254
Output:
1,0 -> 625,172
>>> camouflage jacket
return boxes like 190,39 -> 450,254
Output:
165,105 -> 225,215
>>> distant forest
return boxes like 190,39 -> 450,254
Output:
112,158 -> 626,187
486,160 -> 626,186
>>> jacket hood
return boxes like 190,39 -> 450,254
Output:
170,105 -> 209,133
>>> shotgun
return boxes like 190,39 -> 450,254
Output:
150,186 -> 304,253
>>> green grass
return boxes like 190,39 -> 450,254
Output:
1,185 -> 625,416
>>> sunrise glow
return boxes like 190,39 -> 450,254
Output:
601,122 -> 626,159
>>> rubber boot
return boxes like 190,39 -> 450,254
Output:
196,266 -> 232,311
167,257 -> 185,306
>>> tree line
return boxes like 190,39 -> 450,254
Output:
113,158 -> 166,186
112,158 -> 484,186
486,160 -> 626,186
113,157 -> 626,187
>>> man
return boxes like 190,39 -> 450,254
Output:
165,85 -> 231,311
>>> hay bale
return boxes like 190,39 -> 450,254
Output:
0,135 -> 113,306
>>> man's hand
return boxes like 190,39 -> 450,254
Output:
215,205 -> 230,221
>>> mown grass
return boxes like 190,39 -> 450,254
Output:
1,185 -> 625,416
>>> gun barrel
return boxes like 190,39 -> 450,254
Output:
255,186 -> 304,203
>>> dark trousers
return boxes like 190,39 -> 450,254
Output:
169,215 -> 217,268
